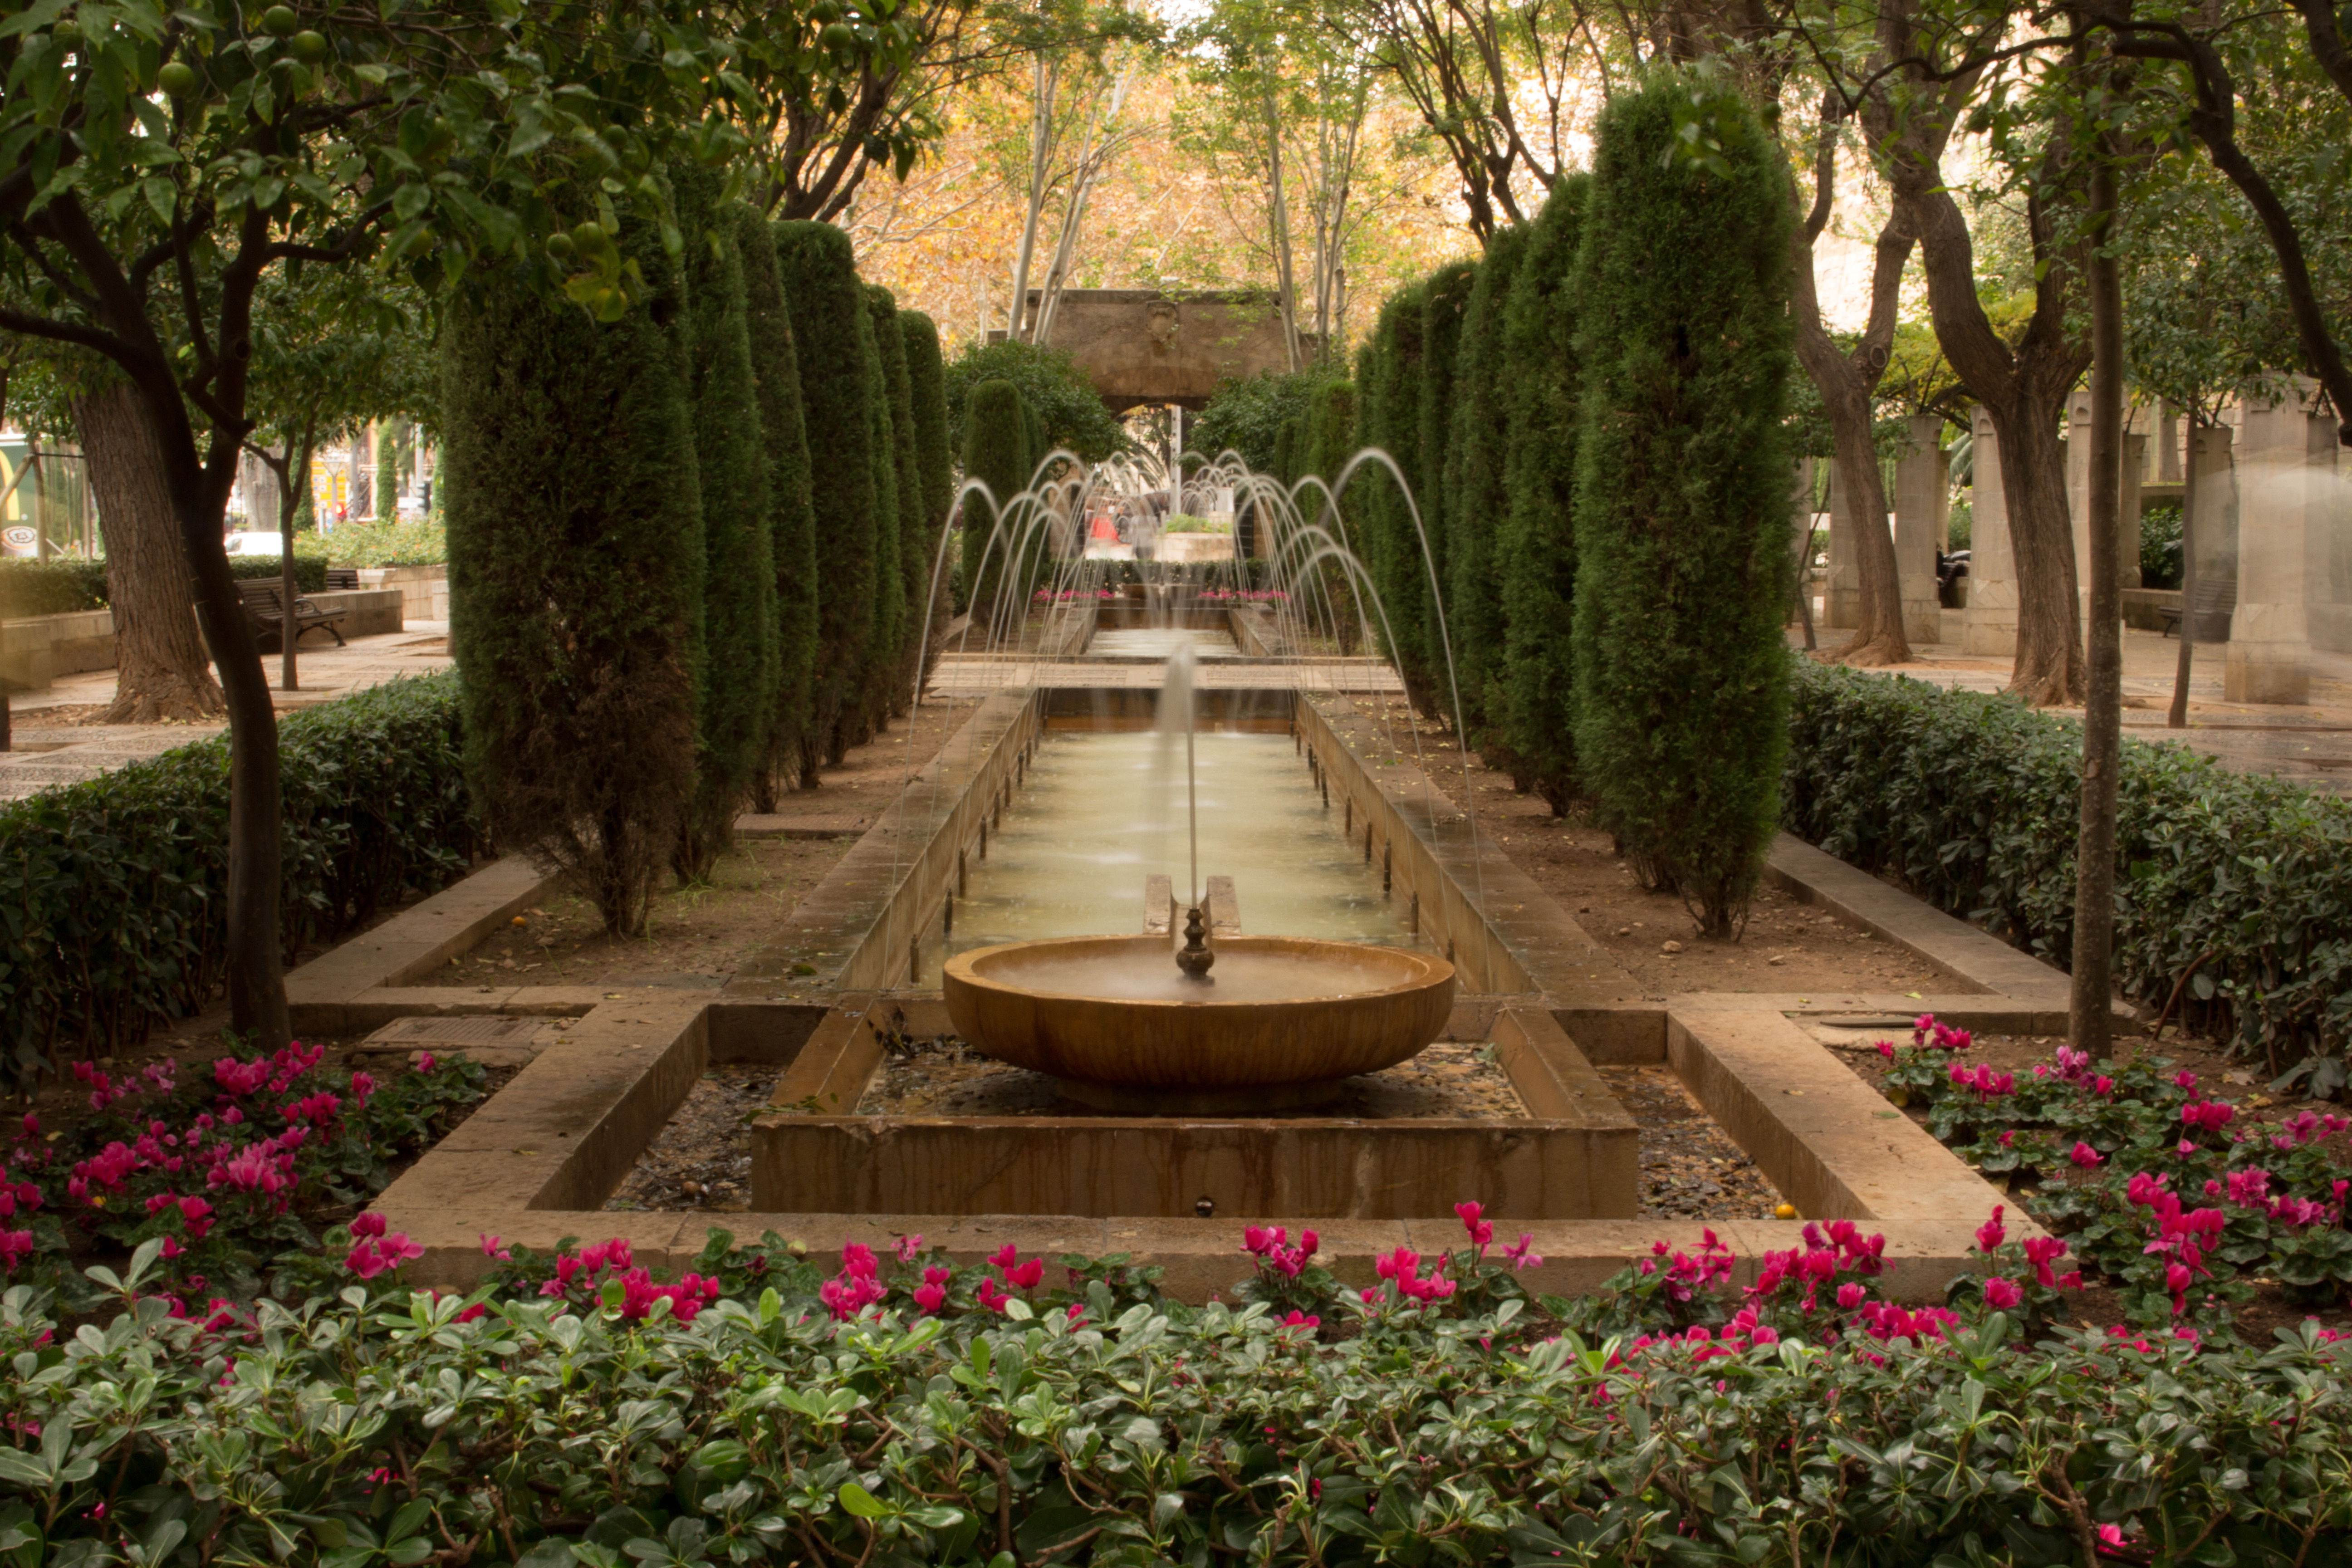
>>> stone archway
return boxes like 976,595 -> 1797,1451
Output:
995,289 -> 1313,410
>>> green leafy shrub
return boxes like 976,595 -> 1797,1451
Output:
942,337 -> 1129,461
1189,366 -> 1344,476
0,673 -> 478,1088
0,556 -> 332,619
10,1206 -> 2352,1568
318,519 -> 448,568
0,558 -> 110,617
1784,660 -> 2352,1070
960,377 -> 1032,624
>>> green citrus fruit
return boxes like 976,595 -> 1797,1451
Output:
158,61 -> 200,96
290,29 -> 328,61
261,6 -> 300,38
820,21 -> 856,49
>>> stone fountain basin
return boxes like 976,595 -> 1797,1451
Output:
942,935 -> 1455,1107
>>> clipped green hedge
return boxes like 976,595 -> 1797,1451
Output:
1784,660 -> 2352,1071
0,672 -> 479,1085
0,555 -> 330,619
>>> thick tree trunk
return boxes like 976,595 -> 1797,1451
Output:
2072,149 -> 2124,1057
1891,180 -> 2087,704
74,383 -> 225,724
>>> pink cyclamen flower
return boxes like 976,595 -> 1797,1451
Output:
1975,1207 -> 2007,1255
2070,1142 -> 2103,1168
1503,1233 -> 1543,1271
1982,1276 -> 2024,1310
479,1233 -> 512,1261
350,1211 -> 387,1239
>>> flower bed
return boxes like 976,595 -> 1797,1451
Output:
6,1195 -> 2352,1567
0,1042 -> 488,1312
1872,1015 -> 2352,1333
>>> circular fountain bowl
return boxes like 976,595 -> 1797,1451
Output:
942,935 -> 1456,1114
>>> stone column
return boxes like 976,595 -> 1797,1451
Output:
1962,407 -> 2017,655
2227,383 -> 2328,703
2188,423 -> 2239,645
2156,400 -> 2182,483
1823,461 -> 1859,628
1892,414 -> 1947,644
2120,432 -> 2146,590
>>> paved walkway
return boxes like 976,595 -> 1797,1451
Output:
1800,612 -> 2352,796
1,623 -> 453,801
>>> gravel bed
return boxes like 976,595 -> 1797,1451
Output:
1597,1066 -> 1785,1221
605,1065 -> 777,1211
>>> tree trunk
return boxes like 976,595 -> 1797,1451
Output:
2168,418 -> 2200,726
1893,180 -> 2087,703
1791,100 -> 1912,666
74,382 -> 225,724
2072,145 -> 2124,1057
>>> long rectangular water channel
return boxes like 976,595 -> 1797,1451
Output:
916,726 -> 1410,980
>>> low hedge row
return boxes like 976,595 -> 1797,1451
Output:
0,672 -> 478,1088
5,1224 -> 2352,1568
1784,660 -> 2352,1074
0,555 -> 331,618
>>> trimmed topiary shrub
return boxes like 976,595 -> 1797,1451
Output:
959,378 -> 1030,627
442,227 -> 703,936
773,222 -> 881,771
899,310 -> 955,637
858,287 -> 909,728
672,171 -> 778,882
1497,175 -> 1592,813
1571,78 -> 1794,937
1784,660 -> 2352,1073
1354,284 -> 1434,706
1446,224 -> 1532,751
871,292 -> 929,714
732,209 -> 821,802
1416,261 -> 1479,712
1304,378 -> 1362,651
0,672 -> 475,1088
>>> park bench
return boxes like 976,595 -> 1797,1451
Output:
324,567 -> 360,590
2157,575 -> 2236,641
237,579 -> 348,650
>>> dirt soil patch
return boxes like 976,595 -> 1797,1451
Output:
6,703 -> 114,728
1343,696 -> 1958,997
423,698 -> 981,993
1598,1065 -> 1786,1222
606,1064 -> 778,1212
835,1036 -> 1529,1120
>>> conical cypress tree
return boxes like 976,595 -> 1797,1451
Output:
1307,379 -> 1362,651
1359,284 -> 1431,702
443,221 -> 702,937
856,293 -> 906,733
1270,418 -> 1297,490
900,311 -> 954,645
672,170 -> 779,882
1445,224 -> 1532,751
961,378 -> 1029,624
1416,261 -> 1478,718
733,208 -> 820,802
861,285 -> 922,715
772,221 -> 879,770
1498,175 -> 1592,814
1572,80 -> 1794,937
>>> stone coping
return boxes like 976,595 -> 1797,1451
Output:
367,992 -> 2030,1301
287,855 -> 571,1033
747,998 -> 1640,1220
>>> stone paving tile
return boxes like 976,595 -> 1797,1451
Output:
2,625 -> 453,801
